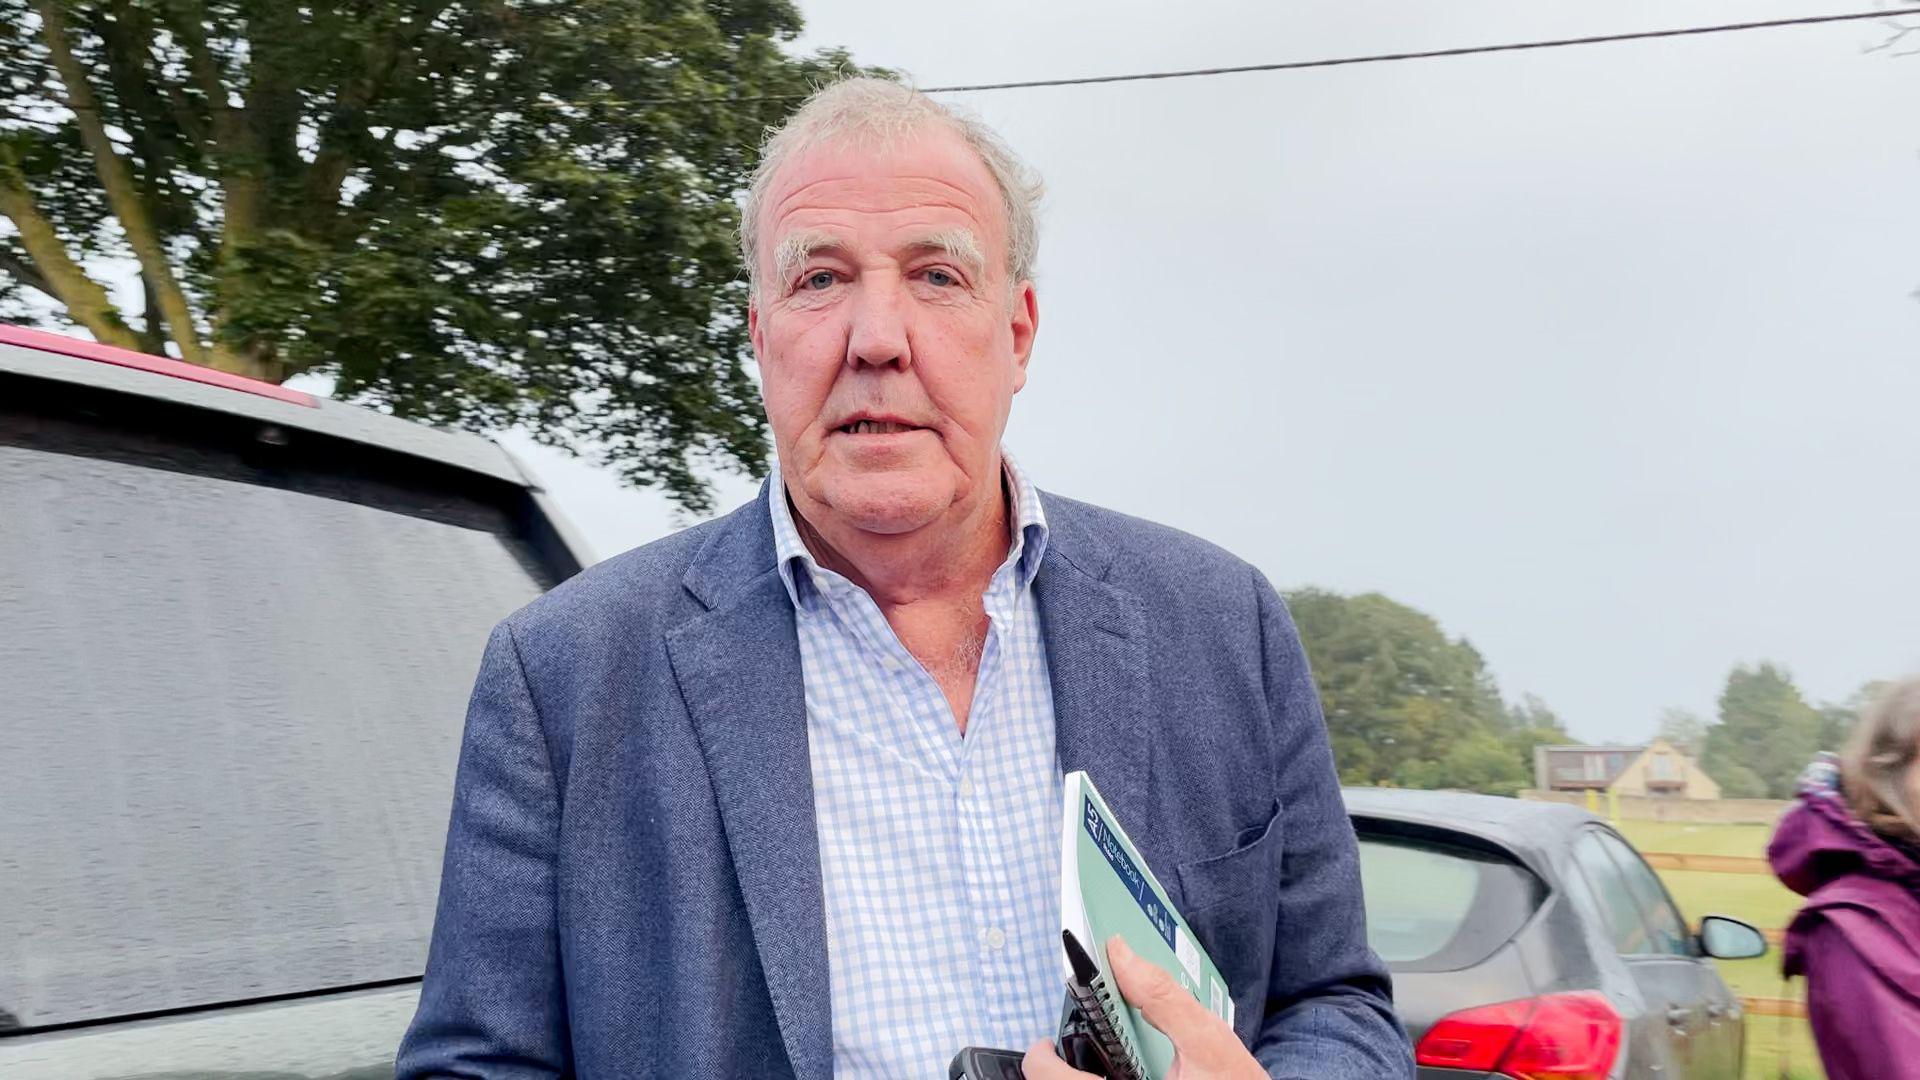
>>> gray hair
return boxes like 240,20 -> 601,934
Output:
1842,676 -> 1920,843
740,78 -> 1043,295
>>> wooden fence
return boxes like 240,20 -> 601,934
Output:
1744,996 -> 1806,1018
1641,852 -> 1770,874
1641,850 -> 1805,1022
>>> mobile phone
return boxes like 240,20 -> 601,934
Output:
949,1046 -> 1027,1080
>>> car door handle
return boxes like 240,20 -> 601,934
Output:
1706,1003 -> 1728,1020
1667,1006 -> 1693,1027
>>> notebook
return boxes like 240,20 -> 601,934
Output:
1058,771 -> 1234,1079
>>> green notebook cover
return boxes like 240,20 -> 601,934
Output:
1060,771 -> 1233,1079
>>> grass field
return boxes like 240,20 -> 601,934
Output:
1613,819 -> 1821,1080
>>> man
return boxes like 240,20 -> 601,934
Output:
397,78 -> 1410,1080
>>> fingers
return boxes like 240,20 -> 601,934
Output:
1107,935 -> 1240,1072
1023,1039 -> 1100,1079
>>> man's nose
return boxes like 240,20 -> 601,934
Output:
845,279 -> 911,371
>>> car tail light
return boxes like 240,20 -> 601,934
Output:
1415,991 -> 1622,1079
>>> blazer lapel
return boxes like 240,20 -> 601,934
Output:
665,489 -> 832,1080
1034,497 -> 1154,849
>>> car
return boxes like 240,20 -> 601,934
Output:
1346,787 -> 1769,1080
0,324 -> 590,1078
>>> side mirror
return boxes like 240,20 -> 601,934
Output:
1698,915 -> 1768,960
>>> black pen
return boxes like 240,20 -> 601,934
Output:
1060,930 -> 1133,1079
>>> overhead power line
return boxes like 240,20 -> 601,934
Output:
910,7 -> 1914,96
10,6 -> 1912,117
531,6 -> 1914,108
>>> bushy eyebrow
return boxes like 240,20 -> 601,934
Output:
772,230 -> 843,291
902,228 -> 986,281
770,227 -> 988,292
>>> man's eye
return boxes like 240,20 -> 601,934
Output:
924,268 -> 955,287
803,271 -> 835,291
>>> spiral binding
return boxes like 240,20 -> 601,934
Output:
1067,973 -> 1147,1080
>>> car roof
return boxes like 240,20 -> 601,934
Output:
2,323 -> 531,488
1343,787 -> 1604,867
1,324 -> 596,569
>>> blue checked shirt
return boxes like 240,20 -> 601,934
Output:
771,453 -> 1063,1079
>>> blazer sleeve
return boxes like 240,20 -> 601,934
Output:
1248,571 -> 1414,1079
395,620 -> 571,1079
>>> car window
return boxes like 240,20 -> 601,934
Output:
1571,831 -> 1651,956
0,430 -> 552,1030
1594,831 -> 1692,957
1357,834 -> 1545,972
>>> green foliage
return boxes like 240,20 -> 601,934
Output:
1287,588 -> 1556,794
0,0 -> 870,510
1505,722 -> 1573,769
1656,706 -> 1709,757
1815,680 -> 1890,751
1503,692 -> 1564,734
1816,705 -> 1856,754
1712,761 -> 1769,799
1396,730 -> 1532,797
1700,662 -> 1821,799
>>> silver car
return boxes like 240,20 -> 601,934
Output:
1348,788 -> 1769,1080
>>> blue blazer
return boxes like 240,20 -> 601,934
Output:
396,487 -> 1410,1079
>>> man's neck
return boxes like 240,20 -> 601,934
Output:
789,474 -> 1012,609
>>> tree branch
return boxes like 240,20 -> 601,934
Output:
0,148 -> 142,350
162,80 -> 211,150
35,0 -> 207,364
136,270 -> 166,355
96,1 -> 193,234
242,4 -> 303,206
300,4 -> 452,221
165,7 -> 264,251
0,246 -> 55,299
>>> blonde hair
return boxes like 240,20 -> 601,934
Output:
739,78 -> 1043,294
1841,676 -> 1920,842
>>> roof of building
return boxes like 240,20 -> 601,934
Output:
1537,744 -> 1648,755
1536,743 -> 1650,790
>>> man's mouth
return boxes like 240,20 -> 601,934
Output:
836,420 -> 922,435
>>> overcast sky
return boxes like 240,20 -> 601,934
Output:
507,0 -> 1920,744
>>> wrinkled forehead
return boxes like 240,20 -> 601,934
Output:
758,126 -> 1009,269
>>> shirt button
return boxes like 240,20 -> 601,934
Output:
985,927 -> 1006,950
958,775 -> 975,798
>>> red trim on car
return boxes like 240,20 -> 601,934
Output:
0,323 -> 318,408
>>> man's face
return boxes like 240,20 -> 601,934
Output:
748,125 -> 1038,539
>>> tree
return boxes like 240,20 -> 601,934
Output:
1503,721 -> 1572,781
1700,662 -> 1821,800
0,1 -> 863,510
1656,707 -> 1708,757
1495,691 -> 1574,790
1397,731 -> 1532,797
1712,762 -> 1769,800
1286,588 -> 1544,792
1816,680 -> 1891,751
1504,692 -> 1563,734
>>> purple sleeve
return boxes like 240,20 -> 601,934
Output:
1800,916 -> 1920,1080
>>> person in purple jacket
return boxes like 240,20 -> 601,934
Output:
1768,677 -> 1920,1079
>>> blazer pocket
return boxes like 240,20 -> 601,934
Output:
1174,800 -> 1284,919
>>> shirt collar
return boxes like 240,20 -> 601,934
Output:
769,450 -> 1050,609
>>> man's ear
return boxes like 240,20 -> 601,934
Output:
748,295 -> 763,361
1010,280 -> 1038,393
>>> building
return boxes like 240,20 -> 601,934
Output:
1533,738 -> 1722,800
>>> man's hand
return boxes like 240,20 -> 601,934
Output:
1022,936 -> 1265,1080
